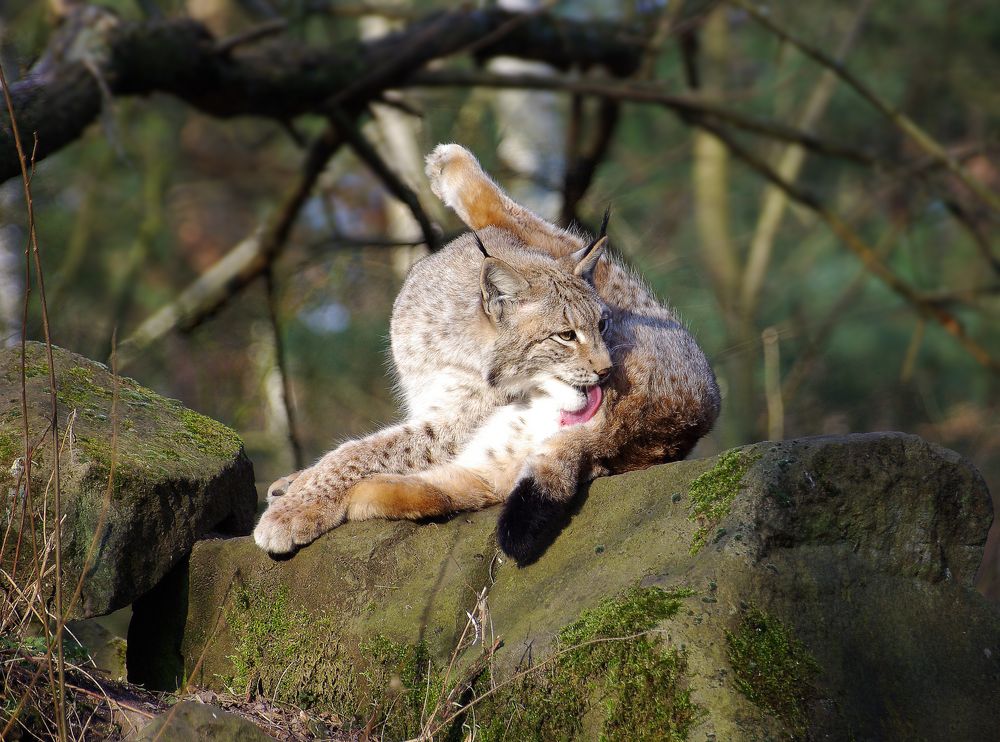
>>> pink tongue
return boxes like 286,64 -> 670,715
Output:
559,385 -> 603,427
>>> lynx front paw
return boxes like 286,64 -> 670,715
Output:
253,495 -> 346,555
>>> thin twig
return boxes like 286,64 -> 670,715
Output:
688,117 -> 1000,373
329,107 -> 440,251
0,59 -> 68,742
415,629 -> 673,740
729,0 -> 1000,214
216,18 -> 289,55
421,638 -> 502,738
781,226 -> 902,404
408,70 -> 879,166
942,199 -> 1000,276
638,0 -> 691,79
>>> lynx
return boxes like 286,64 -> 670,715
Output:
254,144 -> 720,562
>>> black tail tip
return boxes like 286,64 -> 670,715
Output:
496,476 -> 569,566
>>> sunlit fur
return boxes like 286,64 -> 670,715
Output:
254,145 -> 720,561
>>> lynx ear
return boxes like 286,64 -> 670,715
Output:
571,235 -> 608,284
481,257 -> 529,321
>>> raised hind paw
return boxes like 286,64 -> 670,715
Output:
253,494 -> 346,556
425,143 -> 482,201
425,144 -> 504,231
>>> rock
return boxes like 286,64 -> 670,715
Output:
136,701 -> 275,741
0,342 -> 256,619
65,617 -> 128,680
137,433 -> 999,740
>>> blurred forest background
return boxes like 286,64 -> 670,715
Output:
1,0 -> 998,597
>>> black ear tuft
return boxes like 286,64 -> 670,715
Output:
497,476 -> 571,565
599,205 -> 611,238
473,231 -> 490,258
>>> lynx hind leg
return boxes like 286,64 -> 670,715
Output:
346,466 -> 498,522
425,143 -> 582,256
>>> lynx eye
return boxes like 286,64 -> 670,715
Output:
598,317 -> 610,334
555,330 -> 577,343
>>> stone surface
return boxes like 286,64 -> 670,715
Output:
0,342 -> 256,619
136,701 -> 275,741
138,433 -> 999,740
66,617 -> 128,680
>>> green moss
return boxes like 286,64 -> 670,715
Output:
223,584 -> 441,740
725,606 -> 820,733
179,409 -> 243,457
223,583 -> 700,741
75,434 -> 135,490
226,585 -> 298,695
55,365 -> 112,412
23,360 -> 48,378
688,449 -> 755,554
474,586 -> 702,741
0,429 -> 21,466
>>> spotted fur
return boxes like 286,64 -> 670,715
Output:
254,144 -> 720,561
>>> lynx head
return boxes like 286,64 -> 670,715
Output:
477,231 -> 613,395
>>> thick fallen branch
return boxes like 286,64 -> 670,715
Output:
0,7 -> 644,182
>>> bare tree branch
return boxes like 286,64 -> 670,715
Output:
265,269 -> 304,470
329,107 -> 440,252
118,125 -> 343,367
560,97 -> 620,227
740,0 -> 872,320
728,0 -> 1000,214
943,199 -> 1000,276
693,117 -> 1000,374
409,70 -> 878,165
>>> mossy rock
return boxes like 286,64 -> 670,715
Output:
136,701 -> 275,741
0,342 -> 256,619
143,433 -> 999,740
